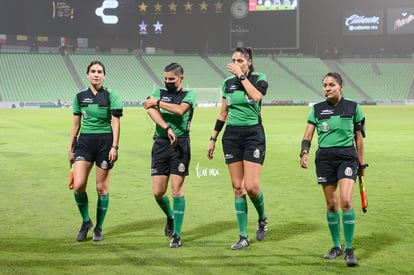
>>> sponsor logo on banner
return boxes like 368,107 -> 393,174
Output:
345,14 -> 380,31
387,8 -> 414,34
343,9 -> 383,35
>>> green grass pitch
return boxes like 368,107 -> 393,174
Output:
0,106 -> 413,274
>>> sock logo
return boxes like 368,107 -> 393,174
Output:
95,0 -> 119,24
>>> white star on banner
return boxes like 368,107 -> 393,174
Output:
153,21 -> 163,33
138,21 -> 148,34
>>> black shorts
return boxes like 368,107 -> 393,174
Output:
222,124 -> 266,165
315,147 -> 358,184
74,133 -> 114,170
151,136 -> 191,176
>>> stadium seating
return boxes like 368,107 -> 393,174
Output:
0,51 -> 413,104
141,54 -> 225,103
208,54 -> 323,102
275,56 -> 365,101
337,61 -> 414,100
68,53 -> 155,102
0,52 -> 77,102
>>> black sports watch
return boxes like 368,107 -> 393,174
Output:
239,75 -> 246,81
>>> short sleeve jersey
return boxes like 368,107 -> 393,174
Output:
222,72 -> 268,126
307,98 -> 364,148
152,88 -> 196,137
73,87 -> 123,134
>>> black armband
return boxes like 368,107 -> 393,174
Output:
359,163 -> 369,169
111,109 -> 123,117
301,140 -> 311,151
300,139 -> 311,157
214,119 -> 225,132
354,118 -> 366,138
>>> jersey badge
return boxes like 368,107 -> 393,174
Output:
321,122 -> 329,132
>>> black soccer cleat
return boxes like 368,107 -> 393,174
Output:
165,217 -> 174,237
169,234 -> 182,248
256,218 -> 269,241
323,246 -> 343,259
92,227 -> 104,242
76,219 -> 93,241
231,235 -> 250,250
344,248 -> 358,267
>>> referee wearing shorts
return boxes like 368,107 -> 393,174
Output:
68,61 -> 123,242
300,72 -> 367,267
143,63 -> 196,248
207,47 -> 269,250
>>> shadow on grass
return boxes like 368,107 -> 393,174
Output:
0,222 -> 401,272
0,220 -> 322,252
354,232 -> 402,261
105,218 -> 163,237
105,218 -> 325,247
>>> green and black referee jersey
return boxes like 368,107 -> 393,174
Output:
151,88 -> 196,137
307,97 -> 365,148
221,72 -> 268,165
223,72 -> 268,126
73,87 -> 123,133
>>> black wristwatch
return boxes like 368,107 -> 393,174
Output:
239,75 -> 246,81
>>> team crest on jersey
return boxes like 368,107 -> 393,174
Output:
226,96 -> 232,106
321,122 -> 329,132
253,149 -> 260,159
178,163 -> 185,172
344,167 -> 353,176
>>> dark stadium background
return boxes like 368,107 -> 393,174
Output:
1,0 -> 413,56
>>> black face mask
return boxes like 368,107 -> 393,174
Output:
165,82 -> 177,92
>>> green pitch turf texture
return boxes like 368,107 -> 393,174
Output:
0,106 -> 413,274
